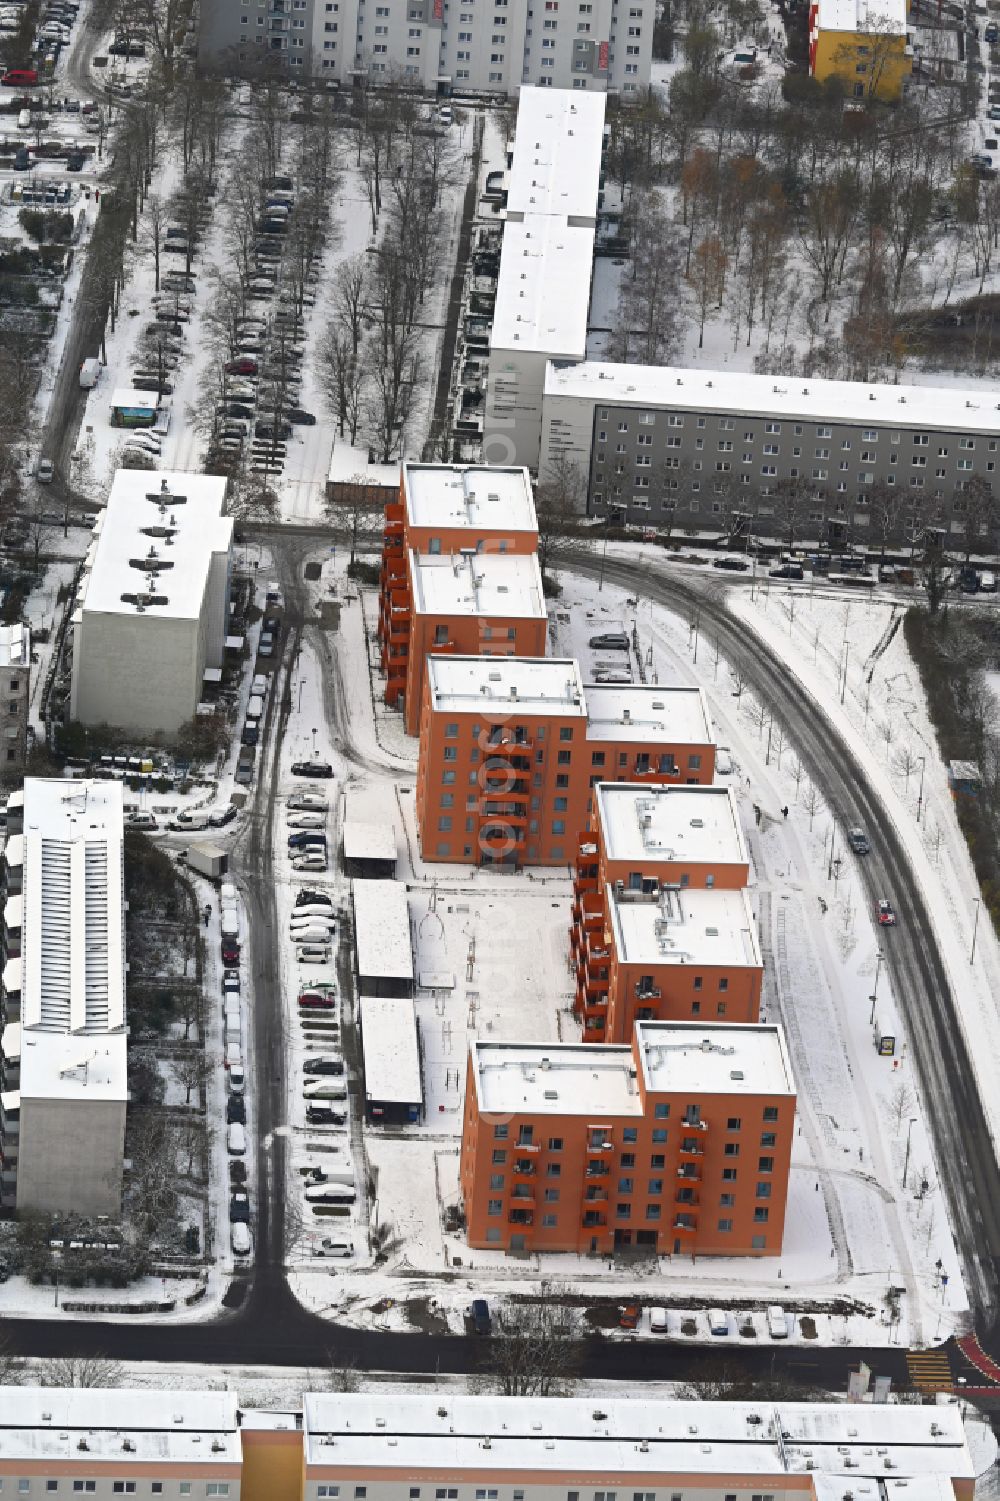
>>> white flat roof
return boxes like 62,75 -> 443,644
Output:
18,779 -> 127,1105
471,1040 -> 640,1117
491,218 -> 594,360
505,88 -> 606,223
635,1021 -> 795,1097
595,783 -> 748,868
327,440 -> 399,490
427,656 -> 586,716
343,819 -> 396,864
410,551 -> 547,621
111,388 -> 158,411
402,464 -> 538,534
817,0 -> 907,32
0,623 -> 29,668
361,995 -> 422,1107
544,360 -> 1000,434
78,471 -> 233,621
610,885 -> 761,969
3,832 -> 21,867
302,1395 -> 971,1479
351,879 -> 413,982
584,684 -> 714,746
0,1388 -> 240,1465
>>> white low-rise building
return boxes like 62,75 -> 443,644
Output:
0,779 -> 127,1216
69,471 -> 233,736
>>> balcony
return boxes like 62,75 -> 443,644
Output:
515,1139 -> 540,1153
673,1215 -> 698,1234
582,1210 -> 607,1229
635,982 -> 661,1001
585,1161 -> 610,1178
583,1186 -> 608,1203
677,1164 -> 702,1182
586,1133 -> 614,1154
508,1209 -> 534,1226
675,1189 -> 700,1208
682,1116 -> 709,1132
480,822 -> 527,849
512,1159 -> 537,1178
678,1139 -> 705,1159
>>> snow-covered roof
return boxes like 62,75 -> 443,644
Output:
5,832 -> 23,867
0,623 -> 29,669
78,471 -> 233,621
409,551 -> 547,620
505,87 -> 606,224
110,388 -> 158,412
594,783 -> 748,869
470,1039 -> 641,1117
609,884 -> 761,969
491,218 -> 595,361
4,892 -> 22,930
17,779 -> 127,1106
584,684 -> 714,746
302,1395 -> 971,1478
327,440 -> 399,490
361,995 -> 422,1107
816,0 -> 907,34
544,360 -> 1000,434
343,819 -> 396,864
402,463 -> 538,534
635,1020 -> 795,1098
351,879 -> 413,982
1,1020 -> 20,1060
427,655 -> 586,716
0,1388 -> 240,1464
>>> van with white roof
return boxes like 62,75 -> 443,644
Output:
767,1305 -> 788,1338
227,1122 -> 246,1155
708,1309 -> 730,1336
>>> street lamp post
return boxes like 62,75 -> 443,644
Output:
869,948 -> 884,1025
902,1116 -> 918,1189
970,898 -> 981,965
916,756 -> 926,824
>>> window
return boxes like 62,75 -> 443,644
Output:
765,421 -> 781,434
720,1192 -> 735,1206
548,1136 -> 563,1150
648,1178 -> 663,1194
763,1106 -> 779,1122
755,1207 -> 770,1222
652,1128 -> 667,1143
727,1116 -> 741,1130
761,1131 -> 776,1147
654,1102 -> 669,1119
544,1188 -> 560,1202
752,1234 -> 767,1249
718,1218 -> 733,1231
546,1162 -> 561,1178
759,1155 -> 774,1172
722,1167 -> 737,1181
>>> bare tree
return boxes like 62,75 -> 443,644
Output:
801,780 -> 822,831
477,1291 -> 581,1397
41,1356 -> 125,1388
888,1081 -> 916,1133
535,454 -> 588,579
324,475 -> 384,567
173,1048 -> 210,1106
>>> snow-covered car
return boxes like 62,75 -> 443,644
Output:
287,794 -> 328,812
876,899 -> 896,926
287,813 -> 326,829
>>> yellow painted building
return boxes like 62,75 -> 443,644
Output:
809,0 -> 911,101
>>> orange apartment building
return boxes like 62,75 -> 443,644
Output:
571,781 -> 760,1042
414,656 -> 716,868
460,1020 -> 796,1257
377,463 -> 539,729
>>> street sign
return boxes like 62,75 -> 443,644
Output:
878,1034 -> 896,1056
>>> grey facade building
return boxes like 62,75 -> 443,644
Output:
0,624 -> 30,787
0,779 -> 127,1217
541,362 -> 1000,549
198,0 -> 651,95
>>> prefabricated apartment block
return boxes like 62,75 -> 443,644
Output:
0,779 -> 127,1216
482,90 -> 607,473
378,462 -> 540,730
198,5 -> 651,96
0,1388 -> 242,1498
0,1389 -> 974,1500
415,656 -> 715,867
478,92 -> 1000,548
0,623 -> 30,786
69,471 -> 234,736
460,1021 -> 795,1257
572,781 -> 759,1041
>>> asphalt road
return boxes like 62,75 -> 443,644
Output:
564,549 -> 1000,1332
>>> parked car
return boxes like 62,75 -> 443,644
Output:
13,146 -> 31,170
298,989 -> 337,1009
713,557 -> 750,571
297,945 -> 332,964
291,761 -> 333,778
222,939 -> 240,965
66,149 -> 84,170
467,1298 -> 491,1334
226,1095 -> 247,1125
288,795 -> 328,812
306,1105 -> 346,1125
287,407 -> 316,425
876,898 -> 897,926
847,826 -> 870,854
618,1302 -> 640,1330
222,970 -> 240,994
210,803 -> 238,828
231,1222 -> 252,1257
35,458 -> 54,483
296,890 -> 333,907
229,1189 -> 251,1223
228,1159 -> 248,1185
287,814 -> 326,830
311,1238 -> 354,1257
258,631 -> 275,657
304,1055 -> 345,1076
288,832 -> 327,849
291,854 -> 328,872
769,563 -> 804,580
589,632 -> 629,651
225,356 -> 259,375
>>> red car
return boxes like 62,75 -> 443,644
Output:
225,357 -> 258,375
618,1303 -> 640,1330
298,991 -> 336,1009
2,69 -> 38,86
222,940 -> 241,964
876,899 -> 896,926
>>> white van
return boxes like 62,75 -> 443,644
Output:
221,909 -> 240,940
292,925 -> 334,945
708,1309 -> 730,1337
649,1306 -> 668,1334
305,1182 -> 356,1204
227,1122 -> 247,1155
231,1222 -> 252,1257
221,881 -> 238,904
312,1238 -> 354,1258
767,1305 -> 788,1338
225,1015 -> 242,1049
247,693 -> 265,720
224,995 -> 241,1025
17,108 -> 31,129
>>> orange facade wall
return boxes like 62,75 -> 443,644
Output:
241,1431 -> 303,1501
403,612 -> 549,737
415,692 -> 716,868
601,954 -> 762,1045
460,1051 -> 793,1258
